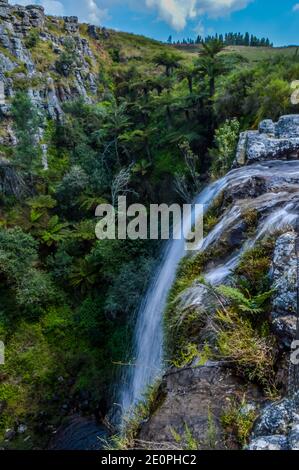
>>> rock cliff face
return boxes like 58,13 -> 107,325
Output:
0,0 -> 106,146
139,115 -> 299,451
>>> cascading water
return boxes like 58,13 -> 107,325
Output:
119,179 -> 227,418
119,160 -> 299,420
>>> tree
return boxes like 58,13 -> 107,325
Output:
111,164 -> 135,207
55,38 -> 78,76
154,51 -> 182,77
11,92 -> 42,172
209,119 -> 240,177
97,100 -> 132,166
177,64 -> 196,94
197,39 -> 226,99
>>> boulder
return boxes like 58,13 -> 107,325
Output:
26,5 -> 45,28
247,435 -> 289,450
87,25 -> 100,40
252,398 -> 299,437
271,232 -> 297,348
248,395 -> 299,450
139,364 -> 263,450
289,423 -> 299,450
0,0 -> 10,20
234,115 -> 299,166
64,16 -> 79,33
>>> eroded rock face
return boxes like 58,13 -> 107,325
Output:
139,364 -> 263,450
64,16 -> 79,34
248,395 -> 299,450
247,435 -> 289,450
271,232 -> 297,348
235,115 -> 299,166
0,2 -> 100,145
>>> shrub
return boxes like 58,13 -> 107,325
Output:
221,397 -> 258,447
215,307 -> 276,387
24,29 -> 40,49
209,119 -> 240,177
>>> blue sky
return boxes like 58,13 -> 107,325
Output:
9,0 -> 299,46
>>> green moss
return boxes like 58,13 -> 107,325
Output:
234,238 -> 275,295
242,208 -> 260,235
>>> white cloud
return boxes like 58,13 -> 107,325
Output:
146,0 -> 197,31
9,0 -> 108,24
40,0 -> 65,16
145,0 -> 253,31
293,3 -> 299,11
84,0 -> 108,24
198,0 -> 253,19
9,0 -> 253,30
9,0 -> 65,16
193,20 -> 205,37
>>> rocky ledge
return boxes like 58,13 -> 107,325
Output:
235,115 -> 299,166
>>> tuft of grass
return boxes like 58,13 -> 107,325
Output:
234,238 -> 275,295
107,382 -> 163,450
221,396 -> 258,447
242,208 -> 259,235
30,41 -> 57,73
170,424 -> 199,450
215,307 -> 276,387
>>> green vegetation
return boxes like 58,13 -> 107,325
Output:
170,424 -> 199,450
221,396 -> 258,447
165,238 -> 278,397
107,383 -> 162,450
0,16 -> 298,449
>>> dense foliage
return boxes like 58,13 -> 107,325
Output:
0,26 -> 298,447
171,32 -> 273,47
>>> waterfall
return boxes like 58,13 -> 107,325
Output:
119,160 -> 299,420
119,179 -> 227,418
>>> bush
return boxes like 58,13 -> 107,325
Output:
221,397 -> 258,447
209,118 -> 240,177
24,29 -> 40,49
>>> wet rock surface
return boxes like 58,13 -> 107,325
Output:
139,363 -> 263,450
271,232 -> 297,348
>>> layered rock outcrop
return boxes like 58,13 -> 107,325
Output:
271,232 -> 297,348
235,115 -> 299,166
139,364 -> 263,450
0,1 -> 103,124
